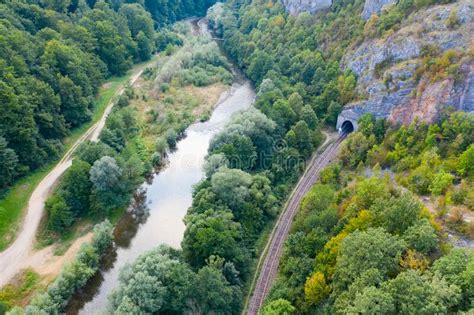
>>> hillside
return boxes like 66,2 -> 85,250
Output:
342,0 -> 473,125
209,0 -> 474,313
0,0 -> 472,314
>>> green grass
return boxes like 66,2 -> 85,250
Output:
0,269 -> 41,310
36,204 -> 127,255
0,168 -> 53,251
0,70 -> 134,252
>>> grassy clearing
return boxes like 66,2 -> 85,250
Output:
29,29 -> 231,254
35,48 -> 229,251
36,205 -> 126,255
130,62 -> 228,155
0,269 -> 43,310
0,68 -> 137,252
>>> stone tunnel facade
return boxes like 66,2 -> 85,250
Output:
336,109 -> 360,132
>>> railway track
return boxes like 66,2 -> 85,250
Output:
246,133 -> 347,314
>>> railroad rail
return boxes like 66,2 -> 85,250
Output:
246,133 -> 348,314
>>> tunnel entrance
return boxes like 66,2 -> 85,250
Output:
340,120 -> 354,134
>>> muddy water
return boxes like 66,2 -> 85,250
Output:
69,26 -> 255,315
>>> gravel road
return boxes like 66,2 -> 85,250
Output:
0,68 -> 145,288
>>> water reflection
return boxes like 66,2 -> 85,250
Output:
68,82 -> 255,315
66,188 -> 150,314
68,19 -> 255,314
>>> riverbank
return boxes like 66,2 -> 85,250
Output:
63,20 -> 253,314
0,18 -> 244,313
0,75 -> 129,252
0,56 -> 159,290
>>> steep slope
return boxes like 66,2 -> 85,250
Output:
341,0 -> 473,124
282,0 -> 332,14
279,0 -> 473,127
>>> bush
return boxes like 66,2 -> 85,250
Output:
165,129 -> 178,148
45,195 -> 73,232
165,44 -> 176,56
446,10 -> 460,29
17,221 -> 113,314
151,152 -> 162,166
376,6 -> 403,35
429,171 -> 454,196
403,219 -> 438,254
116,95 -> 130,108
155,136 -> 169,154
160,82 -> 170,92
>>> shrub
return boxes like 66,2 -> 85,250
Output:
45,195 -> 73,232
155,136 -> 169,154
16,221 -> 113,314
116,95 -> 130,108
376,6 -> 403,35
446,10 -> 460,29
304,272 -> 331,304
165,129 -> 178,148
429,171 -> 454,196
403,219 -> 438,254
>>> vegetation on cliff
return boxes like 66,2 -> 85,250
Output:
268,111 -> 474,313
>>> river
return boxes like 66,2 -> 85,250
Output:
67,20 -> 256,315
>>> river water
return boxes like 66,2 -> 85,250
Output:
68,22 -> 255,315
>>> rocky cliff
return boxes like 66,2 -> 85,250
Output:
361,0 -> 397,20
341,0 -> 473,125
282,0 -> 332,15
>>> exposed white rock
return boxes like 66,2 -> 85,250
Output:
340,0 -> 474,125
361,0 -> 397,20
282,0 -> 332,15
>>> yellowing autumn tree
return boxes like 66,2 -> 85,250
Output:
304,272 -> 330,305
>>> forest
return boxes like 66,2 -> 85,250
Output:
1,0 -> 473,313
0,0 -> 217,190
266,111 -> 474,313
102,0 -> 473,313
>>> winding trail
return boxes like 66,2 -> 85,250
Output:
0,67 -> 146,288
246,132 -> 347,314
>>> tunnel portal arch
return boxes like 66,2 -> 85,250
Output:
336,111 -> 359,134
341,120 -> 354,133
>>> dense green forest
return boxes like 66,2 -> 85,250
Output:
40,22 -> 234,241
208,0 -> 360,126
0,0 -> 149,189
267,111 -> 474,313
0,0 -> 217,190
2,0 -> 472,312
74,0 -> 473,313
2,19 -> 238,313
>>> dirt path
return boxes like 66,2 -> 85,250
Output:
29,233 -> 94,281
0,67 -> 146,288
245,130 -> 343,314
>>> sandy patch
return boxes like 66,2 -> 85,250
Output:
184,83 -> 228,116
27,233 -> 93,281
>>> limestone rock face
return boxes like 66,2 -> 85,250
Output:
339,0 -> 474,126
460,65 -> 474,113
361,0 -> 397,20
282,0 -> 332,15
